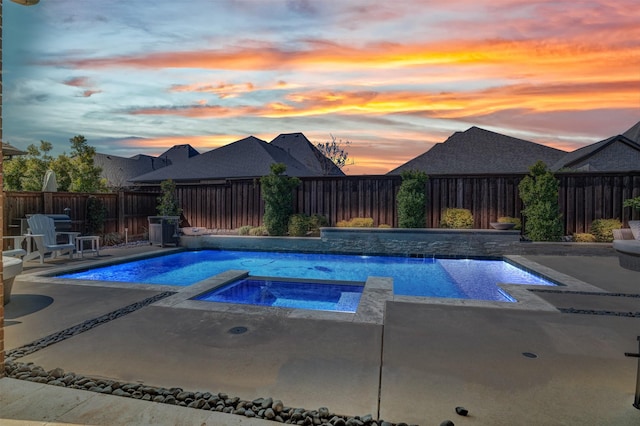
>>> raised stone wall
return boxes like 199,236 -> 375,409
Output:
182,228 -> 616,257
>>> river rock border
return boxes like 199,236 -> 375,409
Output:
3,360 -> 411,426
4,291 -> 416,426
530,289 -> 640,318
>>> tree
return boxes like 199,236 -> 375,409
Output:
260,163 -> 300,236
156,179 -> 182,216
518,161 -> 564,241
3,135 -> 107,193
397,170 -> 428,228
3,141 -> 53,191
315,134 -> 353,175
68,135 -> 107,193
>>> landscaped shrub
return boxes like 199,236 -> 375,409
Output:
248,226 -> 268,236
336,217 -> 375,227
623,196 -> 640,211
260,163 -> 300,236
518,161 -> 563,241
86,196 -> 106,235
573,233 -> 596,243
590,218 -> 622,242
378,224 -> 391,228
397,170 -> 428,228
288,214 -> 310,237
102,232 -> 124,246
440,208 -> 474,229
497,216 -> 522,230
308,214 -> 329,236
238,225 -> 252,235
157,179 -> 182,216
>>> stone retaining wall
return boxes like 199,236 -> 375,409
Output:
181,228 -> 617,257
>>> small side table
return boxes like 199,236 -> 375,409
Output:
76,236 -> 100,258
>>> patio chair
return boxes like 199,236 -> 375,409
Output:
26,214 -> 78,263
612,229 -> 635,241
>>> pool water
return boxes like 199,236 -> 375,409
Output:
194,279 -> 363,312
58,250 -> 556,301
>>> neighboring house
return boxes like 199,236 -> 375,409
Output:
129,135 -> 323,185
95,144 -> 199,188
94,153 -> 171,189
156,144 -> 200,165
271,133 -> 344,176
551,120 -> 640,172
388,126 -> 567,175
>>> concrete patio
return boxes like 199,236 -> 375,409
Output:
2,245 -> 639,425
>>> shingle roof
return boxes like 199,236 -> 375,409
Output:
551,120 -> 640,171
270,133 -> 345,176
622,120 -> 640,143
94,153 -> 170,188
388,126 -> 567,175
158,144 -> 200,164
130,136 -> 317,183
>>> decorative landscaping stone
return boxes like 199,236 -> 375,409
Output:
2,285 -> 415,426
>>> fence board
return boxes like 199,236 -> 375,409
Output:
4,171 -> 639,239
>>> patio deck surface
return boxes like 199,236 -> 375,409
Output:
2,245 -> 639,425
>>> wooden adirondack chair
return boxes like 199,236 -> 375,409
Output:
26,214 -> 78,263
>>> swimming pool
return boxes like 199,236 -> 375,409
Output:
58,250 -> 556,302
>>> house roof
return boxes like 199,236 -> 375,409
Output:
270,133 -> 344,176
388,126 -> 567,175
622,120 -> 640,143
551,120 -> 640,171
158,144 -> 200,164
129,136 -> 318,183
94,152 -> 171,188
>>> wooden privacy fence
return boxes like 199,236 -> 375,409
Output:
3,171 -> 640,238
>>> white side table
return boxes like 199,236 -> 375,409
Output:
76,236 -> 100,258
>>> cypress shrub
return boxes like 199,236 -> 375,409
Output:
397,170 -> 428,228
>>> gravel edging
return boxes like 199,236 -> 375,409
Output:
3,361 -> 414,426
3,289 -> 417,425
6,291 -> 176,362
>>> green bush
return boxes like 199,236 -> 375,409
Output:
497,216 -> 522,230
378,224 -> 391,228
238,225 -> 252,235
440,208 -> 474,229
86,196 -> 106,235
518,161 -> 563,241
573,233 -> 596,243
248,226 -> 268,236
102,232 -> 123,246
157,179 -> 182,216
623,196 -> 640,211
397,170 -> 428,228
590,218 -> 622,242
308,214 -> 329,236
260,163 -> 300,236
288,214 -> 310,237
337,217 -> 375,227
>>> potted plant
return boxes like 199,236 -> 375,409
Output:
623,196 -> 640,239
148,179 -> 182,246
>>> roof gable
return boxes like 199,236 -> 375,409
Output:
158,144 -> 200,164
552,134 -> 640,171
389,126 -> 566,175
270,133 -> 344,176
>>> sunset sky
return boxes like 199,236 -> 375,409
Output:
3,0 -> 639,174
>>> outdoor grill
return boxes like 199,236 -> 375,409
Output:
44,214 -> 73,232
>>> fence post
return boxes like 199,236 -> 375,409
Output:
43,192 -> 53,214
118,191 -> 125,236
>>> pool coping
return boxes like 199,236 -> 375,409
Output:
16,251 -> 608,320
